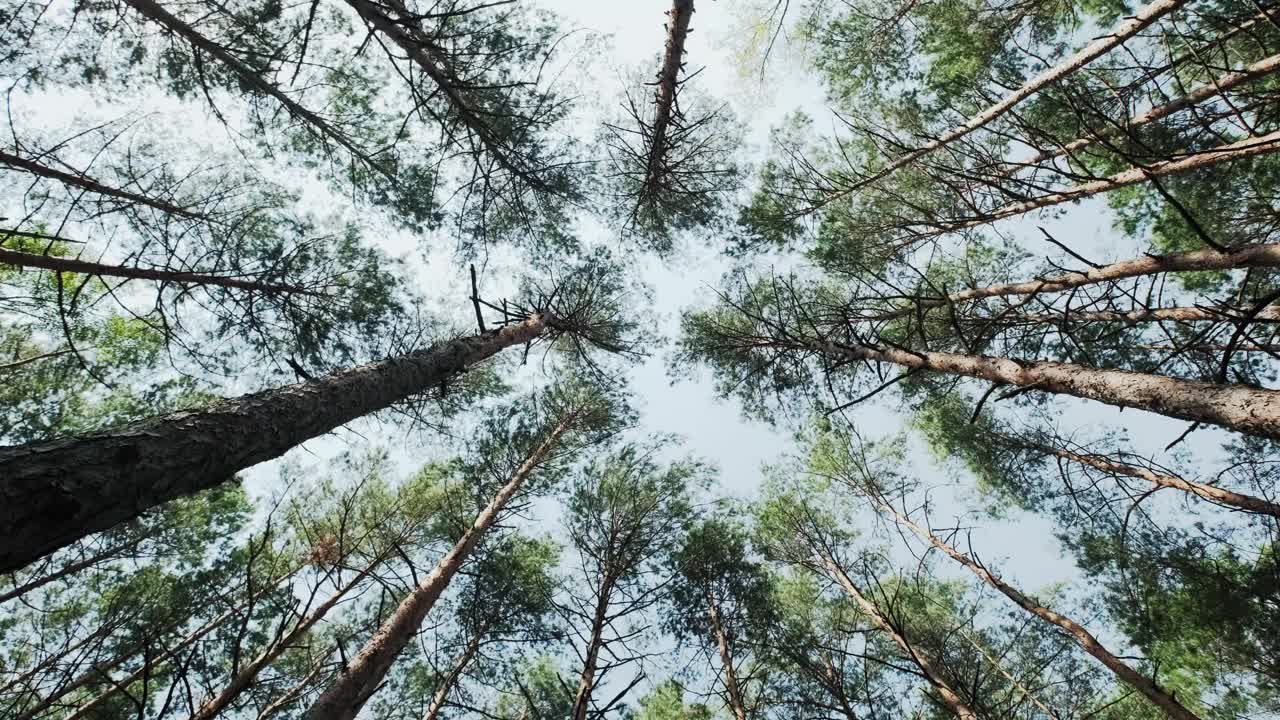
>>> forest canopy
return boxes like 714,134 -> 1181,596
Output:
1,0 -> 1278,719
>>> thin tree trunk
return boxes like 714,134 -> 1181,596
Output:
303,414 -> 576,720
344,0 -> 534,184
257,654 -> 329,720
932,129 -> 1280,235
812,338 -> 1280,439
818,0 -> 1187,207
643,0 -> 695,193
1002,305 -> 1280,325
862,496 -> 1202,720
187,556 -> 389,720
819,556 -> 979,720
1001,53 -> 1280,178
121,0 -> 385,175
0,534 -> 146,605
706,590 -> 748,720
955,626 -> 1060,720
0,314 -> 549,573
0,348 -> 78,372
421,634 -> 483,720
0,247 -> 319,296
1030,442 -> 1280,517
24,566 -> 299,720
0,151 -> 206,221
865,243 -> 1280,322
570,581 -> 613,720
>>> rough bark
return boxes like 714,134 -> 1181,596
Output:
122,0 -> 383,173
302,415 -> 574,720
187,557 -> 387,720
933,129 -> 1280,234
864,497 -> 1203,720
0,247 -> 318,296
820,556 -> 979,720
706,590 -> 748,720
420,634 -> 482,720
642,0 -> 695,195
0,314 -> 549,573
1032,442 -> 1280,517
0,150 -> 206,221
863,243 -> 1280,322
815,339 -> 1280,439
1003,305 -> 1280,325
822,0 -> 1188,204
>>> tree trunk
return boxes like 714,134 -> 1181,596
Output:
819,556 -> 980,720
0,534 -> 146,605
1004,53 -> 1280,176
121,0 -> 383,174
421,634 -> 483,720
1027,441 -> 1280,517
0,314 -> 549,573
818,0 -> 1187,207
302,414 -> 575,720
933,129 -> 1280,235
814,338 -> 1280,439
706,590 -> 748,720
0,247 -> 318,295
257,654 -> 329,720
865,243 -> 1280,322
187,556 -> 388,720
344,0 -> 532,184
1001,305 -> 1280,326
30,565 -> 299,720
643,0 -> 695,194
570,580 -> 613,720
862,495 -> 1203,720
0,150 -> 206,221
956,626 -> 1060,720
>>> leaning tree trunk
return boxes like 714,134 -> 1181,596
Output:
931,129 -> 1280,235
865,243 -> 1280,322
999,52 -> 1280,179
819,555 -> 980,720
706,590 -> 749,720
0,314 -> 549,573
863,495 -> 1203,720
999,305 -> 1280,326
1022,440 -> 1280,518
302,414 -> 575,720
570,581 -> 613,720
817,0 -> 1187,206
0,247 -> 318,295
122,0 -> 384,174
421,634 -> 483,720
186,555 -> 389,720
810,337 -> 1280,440
0,150 -> 206,221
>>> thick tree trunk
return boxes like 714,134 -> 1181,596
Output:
820,556 -> 979,720
30,566 -> 299,720
1028,442 -> 1280,517
815,338 -> 1280,439
706,590 -> 748,720
866,243 -> 1280,322
864,496 -> 1203,720
0,247 -> 317,295
1005,53 -> 1280,175
0,150 -> 206,221
421,634 -> 482,720
0,315 -> 549,573
933,129 -> 1280,234
122,0 -> 383,174
302,415 -> 574,720
643,0 -> 695,194
820,0 -> 1187,205
570,581 -> 613,720
187,556 -> 387,720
